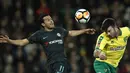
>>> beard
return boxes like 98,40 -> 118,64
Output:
109,32 -> 117,38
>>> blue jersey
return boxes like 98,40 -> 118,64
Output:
28,27 -> 68,64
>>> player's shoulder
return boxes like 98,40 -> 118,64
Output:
54,27 -> 66,31
28,30 -> 42,38
99,32 -> 107,37
35,30 -> 43,33
98,32 -> 109,40
120,27 -> 130,36
120,27 -> 130,31
32,30 -> 43,35
55,27 -> 63,29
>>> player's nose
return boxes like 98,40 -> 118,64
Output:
51,20 -> 54,24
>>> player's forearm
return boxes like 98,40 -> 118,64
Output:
8,39 -> 29,46
69,29 -> 86,36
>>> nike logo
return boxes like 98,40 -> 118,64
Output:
43,36 -> 48,39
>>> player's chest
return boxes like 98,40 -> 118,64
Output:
41,32 -> 63,45
43,32 -> 63,40
107,36 -> 128,46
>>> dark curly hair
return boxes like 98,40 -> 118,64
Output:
39,13 -> 49,24
101,18 -> 118,32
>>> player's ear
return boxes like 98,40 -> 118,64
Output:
41,23 -> 45,27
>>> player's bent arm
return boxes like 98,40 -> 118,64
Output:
93,49 -> 107,60
8,39 -> 29,46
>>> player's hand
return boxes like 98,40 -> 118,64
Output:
99,52 -> 107,60
0,35 -> 9,43
85,28 -> 96,34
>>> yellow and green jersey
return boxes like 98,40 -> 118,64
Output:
95,27 -> 130,68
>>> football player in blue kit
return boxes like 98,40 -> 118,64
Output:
0,14 -> 95,73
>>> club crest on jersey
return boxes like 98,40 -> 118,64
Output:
57,33 -> 61,37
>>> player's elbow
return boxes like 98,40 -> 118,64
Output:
19,39 -> 29,46
93,50 -> 101,58
68,31 -> 74,36
19,42 -> 26,46
93,52 -> 99,58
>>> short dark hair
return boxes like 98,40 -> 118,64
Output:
101,18 -> 117,31
39,13 -> 49,24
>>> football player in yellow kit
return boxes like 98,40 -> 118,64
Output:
93,18 -> 130,73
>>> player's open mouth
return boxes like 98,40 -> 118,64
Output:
51,23 -> 54,25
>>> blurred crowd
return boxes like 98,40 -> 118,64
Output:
0,0 -> 130,73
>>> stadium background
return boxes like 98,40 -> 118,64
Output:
0,0 -> 130,73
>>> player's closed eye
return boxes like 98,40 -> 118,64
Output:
47,19 -> 52,21
107,30 -> 111,33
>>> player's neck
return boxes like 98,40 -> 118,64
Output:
44,27 -> 54,31
116,28 -> 121,36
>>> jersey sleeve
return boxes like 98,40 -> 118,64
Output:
60,28 -> 69,38
95,35 -> 107,50
27,31 -> 41,43
127,27 -> 130,37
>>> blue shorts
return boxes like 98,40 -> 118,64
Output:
47,61 -> 71,73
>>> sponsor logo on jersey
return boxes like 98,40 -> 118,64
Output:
44,39 -> 63,46
110,46 -> 126,51
49,39 -> 63,44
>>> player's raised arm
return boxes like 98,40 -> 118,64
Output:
68,28 -> 95,37
0,35 -> 29,46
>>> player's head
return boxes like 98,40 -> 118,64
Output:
39,13 -> 55,29
101,18 -> 120,38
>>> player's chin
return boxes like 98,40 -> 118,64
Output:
111,36 -> 116,38
50,26 -> 55,29
108,35 -> 114,39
